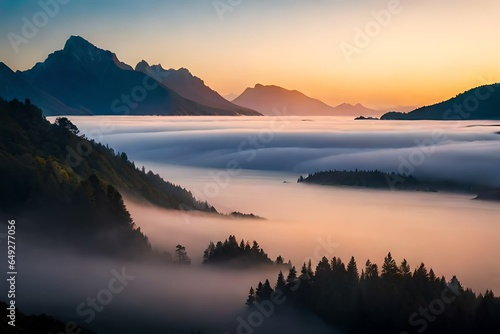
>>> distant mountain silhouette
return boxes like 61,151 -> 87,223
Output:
381,84 -> 500,120
334,102 -> 380,116
1,36 -> 260,116
232,84 -> 379,116
135,60 -> 260,115
377,105 -> 420,114
224,92 -> 239,101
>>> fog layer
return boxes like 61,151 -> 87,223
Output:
66,116 -> 500,187
21,116 -> 499,333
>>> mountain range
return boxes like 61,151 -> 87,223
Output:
1,36 -> 260,116
1,35 -> 499,119
135,60 -> 259,115
232,84 -> 380,117
0,35 -> 387,117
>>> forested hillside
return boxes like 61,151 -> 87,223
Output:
0,98 -> 214,255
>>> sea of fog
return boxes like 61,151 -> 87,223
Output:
25,115 -> 499,333
68,116 -> 500,187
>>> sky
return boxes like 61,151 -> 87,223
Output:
0,0 -> 499,109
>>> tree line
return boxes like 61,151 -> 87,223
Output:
246,252 -> 500,333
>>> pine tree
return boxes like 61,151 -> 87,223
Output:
382,252 -> 400,278
287,266 -> 297,284
449,276 -> 463,295
300,262 -> 310,280
365,260 -> 379,279
276,270 -> 286,291
413,262 -> 429,281
174,244 -> 191,265
255,282 -> 264,300
246,287 -> 256,305
315,256 -> 332,280
203,241 -> 215,263
262,279 -> 274,299
331,256 -> 338,271
252,241 -> 260,251
228,235 -> 238,248
347,256 -> 359,282
429,268 -> 437,282
331,257 -> 346,279
307,259 -> 314,279
400,259 -> 411,277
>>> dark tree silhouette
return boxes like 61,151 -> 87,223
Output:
347,256 -> 359,282
365,259 -> 379,280
246,252 -> 500,333
400,258 -> 411,277
174,244 -> 191,265
246,287 -> 256,305
55,116 -> 80,135
381,252 -> 400,278
276,270 -> 286,291
287,266 -> 297,284
202,235 -> 276,267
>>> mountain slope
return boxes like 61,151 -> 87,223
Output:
381,84 -> 500,120
20,36 -> 259,116
135,60 -> 261,115
232,84 -> 378,116
0,62 -> 82,116
0,98 -> 218,254
0,98 -> 215,214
